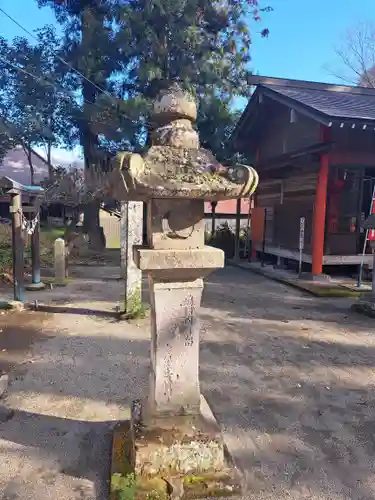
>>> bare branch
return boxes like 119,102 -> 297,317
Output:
327,21 -> 375,88
43,162 -> 113,207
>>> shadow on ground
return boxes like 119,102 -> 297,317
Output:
0,312 -> 51,374
204,267 -> 370,327
1,267 -> 375,499
0,407 -> 114,499
0,321 -> 150,499
199,267 -> 375,499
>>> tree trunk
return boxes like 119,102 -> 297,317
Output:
47,142 -> 53,180
80,8 -> 104,251
24,145 -> 35,185
81,116 -> 103,249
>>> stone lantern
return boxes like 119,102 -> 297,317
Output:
108,84 -> 259,498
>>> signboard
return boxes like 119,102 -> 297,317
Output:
299,217 -> 305,250
298,217 -> 305,276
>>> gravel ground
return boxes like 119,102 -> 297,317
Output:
0,266 -> 374,499
201,267 -> 375,500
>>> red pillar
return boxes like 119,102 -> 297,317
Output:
311,127 -> 330,276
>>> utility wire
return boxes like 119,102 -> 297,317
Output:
0,6 -> 119,105
0,55 -> 130,136
0,54 -> 104,112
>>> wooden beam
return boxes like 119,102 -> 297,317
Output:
253,242 -> 375,267
257,142 -> 334,172
21,206 -> 37,213
204,213 -> 249,220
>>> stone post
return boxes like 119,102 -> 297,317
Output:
54,238 -> 66,286
120,201 -> 143,314
10,191 -> 24,302
143,198 -> 214,417
26,198 -> 45,291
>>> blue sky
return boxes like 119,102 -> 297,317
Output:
0,0 -> 374,159
251,0 -> 375,83
2,0 -> 374,84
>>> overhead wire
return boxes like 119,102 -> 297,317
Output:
0,5 -> 136,129
0,5 -> 120,105
0,55 -> 130,137
1,54 -> 105,112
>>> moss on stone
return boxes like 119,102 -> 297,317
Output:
110,473 -> 168,500
111,472 -> 240,499
136,477 -> 168,499
182,472 -> 241,498
121,287 -> 148,320
301,285 -> 361,298
0,301 -> 16,310
111,472 -> 137,500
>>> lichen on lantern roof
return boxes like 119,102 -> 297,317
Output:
107,83 -> 259,201
143,146 -> 232,187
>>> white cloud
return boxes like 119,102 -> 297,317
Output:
34,146 -> 84,167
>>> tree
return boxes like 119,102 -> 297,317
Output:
0,37 -> 17,162
36,0 -> 126,247
0,27 -> 78,182
36,0 -> 271,247
197,96 -> 242,163
113,0 -> 271,158
329,21 -> 375,88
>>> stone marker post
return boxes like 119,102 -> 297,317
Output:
120,200 -> 143,315
9,190 -> 24,302
26,198 -> 45,291
108,84 -> 259,498
54,238 -> 66,286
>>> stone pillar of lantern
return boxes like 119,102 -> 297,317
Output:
109,84 -> 259,499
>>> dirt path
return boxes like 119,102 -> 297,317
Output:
0,267 -> 374,499
0,311 -> 51,375
201,267 -> 375,500
0,278 -> 149,500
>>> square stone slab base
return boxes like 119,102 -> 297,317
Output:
110,396 -> 242,499
25,281 -> 46,291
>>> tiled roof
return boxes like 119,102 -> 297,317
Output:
263,84 -> 375,122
